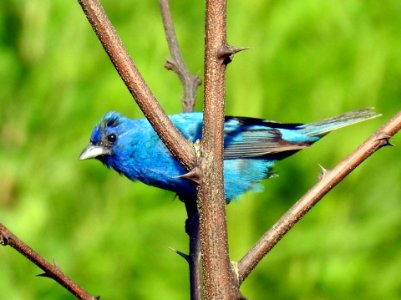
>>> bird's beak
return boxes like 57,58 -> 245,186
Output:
80,144 -> 111,160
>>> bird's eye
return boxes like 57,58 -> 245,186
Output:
107,133 -> 117,143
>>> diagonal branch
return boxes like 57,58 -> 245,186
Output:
159,0 -> 202,113
0,224 -> 97,300
237,110 -> 401,284
78,0 -> 195,170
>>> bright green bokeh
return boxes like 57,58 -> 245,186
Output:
1,1 -> 400,299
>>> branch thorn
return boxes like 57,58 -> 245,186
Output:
52,258 -> 60,268
0,235 -> 9,246
176,167 -> 201,184
318,164 -> 329,180
218,45 -> 248,65
37,272 -> 51,278
376,131 -> 393,147
168,246 -> 190,262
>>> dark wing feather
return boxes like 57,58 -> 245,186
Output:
223,117 -> 308,159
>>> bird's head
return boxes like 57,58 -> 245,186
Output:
80,112 -> 126,167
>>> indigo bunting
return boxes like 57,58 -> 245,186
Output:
80,109 -> 378,201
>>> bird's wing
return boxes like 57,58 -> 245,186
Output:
223,117 -> 309,159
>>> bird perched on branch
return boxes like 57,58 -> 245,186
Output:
80,109 -> 379,201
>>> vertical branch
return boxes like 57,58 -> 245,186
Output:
184,200 -> 202,300
159,1 -> 202,299
197,0 -> 239,298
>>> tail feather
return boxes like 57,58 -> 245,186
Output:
299,109 -> 381,137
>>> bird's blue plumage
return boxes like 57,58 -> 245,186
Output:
80,109 -> 378,201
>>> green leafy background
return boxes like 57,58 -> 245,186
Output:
1,0 -> 400,299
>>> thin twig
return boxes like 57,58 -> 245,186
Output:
0,224 -> 97,300
159,0 -> 201,113
197,0 -> 240,298
78,0 -> 195,170
237,110 -> 401,284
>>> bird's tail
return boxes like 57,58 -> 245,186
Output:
298,109 -> 380,137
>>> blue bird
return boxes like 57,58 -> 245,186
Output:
80,109 -> 379,201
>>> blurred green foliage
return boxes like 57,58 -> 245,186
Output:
1,0 -> 400,299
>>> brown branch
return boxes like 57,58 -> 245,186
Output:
184,200 -> 202,300
237,110 -> 401,284
159,0 -> 202,113
0,224 -> 97,300
196,0 -> 240,298
158,1 -> 202,298
77,0 -> 195,170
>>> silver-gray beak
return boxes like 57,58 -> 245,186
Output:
80,144 -> 111,160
